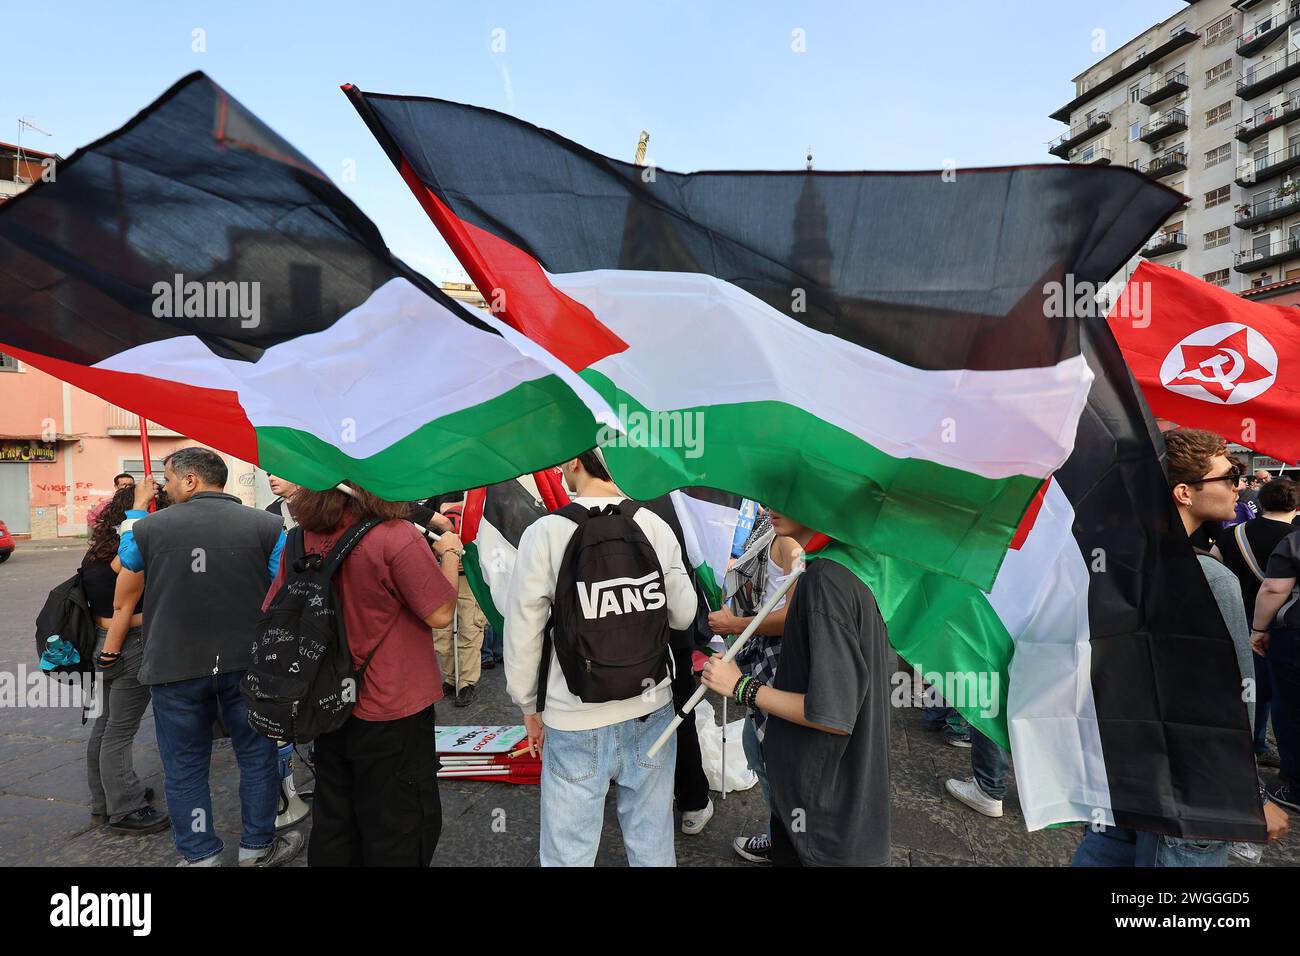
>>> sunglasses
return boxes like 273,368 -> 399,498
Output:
1186,466 -> 1241,487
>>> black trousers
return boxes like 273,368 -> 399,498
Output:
671,647 -> 711,812
770,813 -> 804,867
308,704 -> 442,866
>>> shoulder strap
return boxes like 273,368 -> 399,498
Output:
1235,523 -> 1266,583
556,502 -> 594,524
286,526 -> 306,569
617,499 -> 642,521
318,519 -> 381,576
537,614 -> 554,714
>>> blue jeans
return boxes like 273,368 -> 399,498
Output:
481,622 -> 503,665
1072,826 -> 1229,867
742,716 -> 771,835
971,728 -> 1009,801
150,671 -> 279,863
539,703 -> 677,866
1268,628 -> 1300,784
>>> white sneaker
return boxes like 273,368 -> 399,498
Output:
945,777 -> 1003,818
680,799 -> 714,835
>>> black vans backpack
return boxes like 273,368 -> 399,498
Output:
241,519 -> 381,743
538,501 -> 672,708
34,571 -> 97,678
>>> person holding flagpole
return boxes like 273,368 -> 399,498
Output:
701,507 -> 892,867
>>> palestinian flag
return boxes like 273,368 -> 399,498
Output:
0,73 -> 613,500
667,488 -> 744,611
461,474 -> 551,635
345,86 -> 1183,591
813,314 -> 1266,840
1108,260 -> 1300,464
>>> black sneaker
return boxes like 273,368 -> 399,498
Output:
442,682 -> 455,699
733,834 -> 772,864
481,658 -> 497,670
454,683 -> 478,708
109,806 -> 170,835
1266,779 -> 1300,812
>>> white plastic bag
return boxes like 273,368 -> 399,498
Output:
693,699 -> 758,793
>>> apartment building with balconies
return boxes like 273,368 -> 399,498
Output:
1049,0 -> 1300,298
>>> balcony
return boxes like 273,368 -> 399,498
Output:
1138,69 -> 1189,106
1234,237 -> 1300,272
1140,231 -> 1187,257
1238,47 -> 1300,100
1080,147 -> 1112,165
1048,112 -> 1111,158
1049,28 -> 1199,122
1235,95 -> 1300,140
105,405 -> 183,437
1141,149 -> 1188,179
1235,187 -> 1300,227
1140,109 -> 1188,143
1236,3 -> 1300,58
1236,143 -> 1300,184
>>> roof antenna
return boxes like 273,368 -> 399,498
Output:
806,146 -> 813,171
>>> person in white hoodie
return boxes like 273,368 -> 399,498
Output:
505,449 -> 696,866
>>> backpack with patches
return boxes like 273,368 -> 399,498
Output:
538,501 -> 671,707
242,519 -> 381,742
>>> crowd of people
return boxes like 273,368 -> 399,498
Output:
64,428 -> 1295,866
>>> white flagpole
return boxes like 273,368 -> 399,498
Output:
647,566 -> 803,760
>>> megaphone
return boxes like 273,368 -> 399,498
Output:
275,742 -> 311,829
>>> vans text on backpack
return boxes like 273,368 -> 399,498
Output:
537,501 -> 673,709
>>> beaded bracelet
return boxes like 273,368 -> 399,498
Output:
733,675 -> 750,706
745,678 -> 764,708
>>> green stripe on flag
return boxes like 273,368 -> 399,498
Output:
583,369 -> 1042,592
811,544 -> 1012,749
462,541 -> 505,637
255,374 -> 600,500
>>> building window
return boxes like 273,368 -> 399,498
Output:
0,352 -> 19,372
1204,14 -> 1233,46
1204,227 -> 1230,249
1206,60 -> 1232,87
1205,144 -> 1231,168
1203,269 -> 1230,286
1205,185 -> 1231,208
1168,261 -> 1184,271
1252,275 -> 1273,288
1130,84 -> 1141,103
1286,268 -> 1300,280
1205,102 -> 1232,127
1135,46 -> 1147,61
1130,121 -> 1141,141
1130,159 -> 1142,170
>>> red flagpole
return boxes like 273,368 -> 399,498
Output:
138,416 -> 156,512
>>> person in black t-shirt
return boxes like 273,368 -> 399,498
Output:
81,486 -> 168,835
701,508 -> 891,866
1215,478 -> 1297,767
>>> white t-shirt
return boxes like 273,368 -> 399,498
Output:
504,496 -> 696,730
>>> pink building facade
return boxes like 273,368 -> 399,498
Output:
0,358 -> 265,538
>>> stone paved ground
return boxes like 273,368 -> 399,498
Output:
2,540 -> 1295,867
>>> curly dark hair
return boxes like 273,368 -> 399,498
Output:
85,484 -> 172,562
86,486 -> 136,562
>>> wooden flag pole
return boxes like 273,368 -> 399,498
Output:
647,566 -> 803,760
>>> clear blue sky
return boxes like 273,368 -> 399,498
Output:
5,0 -> 1185,281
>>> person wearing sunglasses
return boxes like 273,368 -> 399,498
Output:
1073,428 -> 1288,865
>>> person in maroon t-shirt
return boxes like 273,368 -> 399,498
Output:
263,483 -> 460,866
